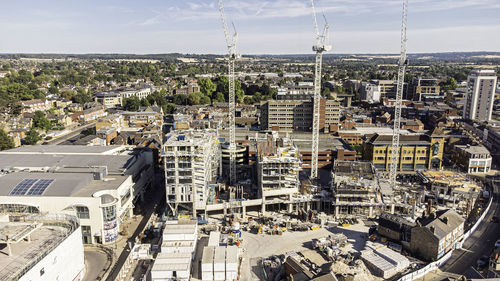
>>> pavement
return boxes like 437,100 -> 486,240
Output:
83,248 -> 110,281
430,175 -> 500,278
104,171 -> 165,281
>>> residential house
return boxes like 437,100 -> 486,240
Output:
410,209 -> 464,261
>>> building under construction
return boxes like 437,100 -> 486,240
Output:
331,161 -> 384,218
257,133 -> 302,201
162,129 -> 221,216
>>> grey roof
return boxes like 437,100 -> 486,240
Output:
421,209 -> 464,240
0,154 -> 135,174
455,145 -> 490,155
0,172 -> 129,197
368,134 -> 430,145
379,213 -> 416,227
0,145 -> 124,154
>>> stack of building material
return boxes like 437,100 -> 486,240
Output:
151,221 -> 198,281
202,246 -> 215,281
226,246 -> 239,280
208,231 -> 221,247
201,245 -> 240,281
361,245 -> 410,279
161,222 -> 198,256
214,246 -> 226,281
151,253 -> 192,281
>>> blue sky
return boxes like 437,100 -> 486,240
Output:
1,0 -> 499,54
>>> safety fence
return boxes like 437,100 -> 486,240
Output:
397,185 -> 494,281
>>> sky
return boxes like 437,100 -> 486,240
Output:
0,0 -> 499,55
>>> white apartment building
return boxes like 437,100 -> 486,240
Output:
360,82 -> 381,103
463,69 -> 497,122
120,87 -> 153,100
162,130 -> 221,216
256,133 -> 301,199
454,144 -> 492,174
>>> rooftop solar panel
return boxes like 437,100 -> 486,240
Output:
10,179 -> 38,195
26,179 -> 54,196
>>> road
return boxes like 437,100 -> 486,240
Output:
44,121 -> 96,145
83,249 -> 110,281
440,175 -> 500,277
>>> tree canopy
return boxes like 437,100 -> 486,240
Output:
0,129 -> 14,150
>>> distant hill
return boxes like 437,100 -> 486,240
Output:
0,52 -> 499,63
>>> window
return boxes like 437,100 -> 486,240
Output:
120,190 -> 131,206
40,268 -> 45,276
75,206 -> 90,219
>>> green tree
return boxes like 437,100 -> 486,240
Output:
140,98 -> 150,107
198,78 -> 216,97
123,96 -> 141,111
188,92 -> 204,105
60,90 -> 75,100
72,91 -> 93,104
243,96 -> 254,104
213,92 -> 225,103
199,95 -> 211,105
48,84 -> 59,95
173,94 -> 188,105
33,111 -> 52,131
162,103 -> 176,114
0,129 -> 14,150
24,129 -> 41,145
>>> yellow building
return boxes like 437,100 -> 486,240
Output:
364,131 -> 444,172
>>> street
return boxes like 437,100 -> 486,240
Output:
44,121 -> 96,145
440,175 -> 500,277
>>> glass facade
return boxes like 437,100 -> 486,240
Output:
0,203 -> 40,214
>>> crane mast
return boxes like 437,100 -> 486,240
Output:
389,0 -> 409,188
218,0 -> 239,185
310,0 -> 331,180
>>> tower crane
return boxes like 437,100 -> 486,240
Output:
310,0 -> 331,180
389,0 -> 409,188
218,0 -> 240,185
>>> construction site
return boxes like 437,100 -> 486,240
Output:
145,0 -> 494,280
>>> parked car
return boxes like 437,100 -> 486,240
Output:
495,239 -> 500,248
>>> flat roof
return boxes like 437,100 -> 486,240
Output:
0,153 -> 136,175
0,145 -> 127,155
455,145 -> 490,155
0,222 -> 69,280
339,127 -> 412,136
0,172 -> 129,197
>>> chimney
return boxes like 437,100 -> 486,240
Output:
442,217 -> 448,224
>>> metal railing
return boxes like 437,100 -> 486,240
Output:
0,214 -> 80,281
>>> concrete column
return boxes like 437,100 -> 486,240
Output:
287,202 -> 293,213
390,204 -> 395,214
369,206 -> 373,218
242,205 -> 246,219
261,196 -> 266,216
192,206 -> 197,218
335,206 -> 339,219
